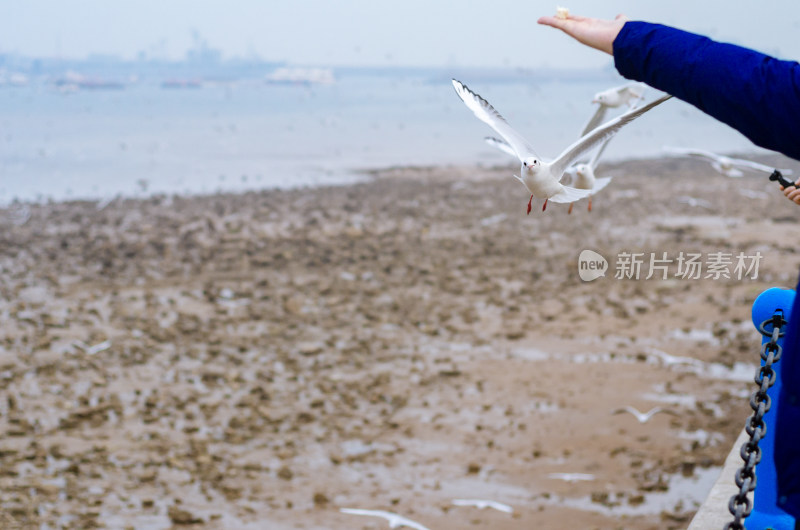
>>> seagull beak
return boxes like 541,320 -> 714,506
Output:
591,99 -> 599,104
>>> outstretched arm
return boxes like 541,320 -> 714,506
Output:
539,13 -> 800,163
537,14 -> 627,55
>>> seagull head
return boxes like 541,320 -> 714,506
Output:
591,93 -> 605,104
522,157 -> 540,174
574,163 -> 591,179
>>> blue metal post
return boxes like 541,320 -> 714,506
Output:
747,286 -> 797,529
775,275 -> 800,522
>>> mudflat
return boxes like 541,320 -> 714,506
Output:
1,153 -> 798,529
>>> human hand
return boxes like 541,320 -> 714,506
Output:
780,178 -> 800,205
537,13 -> 629,55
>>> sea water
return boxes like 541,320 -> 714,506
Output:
0,70 -> 760,204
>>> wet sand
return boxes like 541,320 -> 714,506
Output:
1,153 -> 799,529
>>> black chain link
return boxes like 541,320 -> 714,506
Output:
724,311 -> 786,530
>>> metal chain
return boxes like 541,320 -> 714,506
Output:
724,311 -> 786,530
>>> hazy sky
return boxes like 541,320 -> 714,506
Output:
2,0 -> 799,68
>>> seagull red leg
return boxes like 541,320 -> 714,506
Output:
542,199 -> 548,212
527,194 -> 533,215
588,196 -> 593,212
568,203 -> 573,215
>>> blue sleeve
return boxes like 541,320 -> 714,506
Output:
613,21 -> 800,162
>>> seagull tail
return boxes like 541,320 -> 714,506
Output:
591,177 -> 613,193
548,185 -> 593,204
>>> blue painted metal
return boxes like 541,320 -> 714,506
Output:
775,275 -> 800,522
746,285 -> 797,529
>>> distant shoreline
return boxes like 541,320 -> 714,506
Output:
0,149 -> 789,209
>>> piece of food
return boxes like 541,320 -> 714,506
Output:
556,6 -> 569,19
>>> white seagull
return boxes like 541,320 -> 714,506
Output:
340,508 -> 430,530
611,406 -> 677,424
664,146 -> 794,178
645,348 -> 704,368
452,79 -> 670,213
581,82 -> 647,137
675,195 -> 713,209
547,472 -> 596,483
561,134 -> 615,213
451,499 -> 514,513
489,133 -> 615,213
73,339 -> 112,355
737,188 -> 771,200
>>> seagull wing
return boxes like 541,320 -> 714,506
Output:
87,340 -> 112,355
452,79 -> 537,160
663,146 -> 720,163
730,157 -> 786,174
642,407 -> 663,421
588,134 -> 614,170
340,508 -> 389,517
622,82 -> 647,106
579,105 -> 607,137
547,185 -> 593,204
612,406 -> 642,418
395,515 -> 432,530
341,509 -> 430,530
341,508 -> 399,521
484,136 -> 518,158
488,501 -> 514,513
551,95 -> 672,178
712,162 -> 744,178
591,177 -> 613,194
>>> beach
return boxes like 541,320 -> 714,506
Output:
1,153 -> 799,529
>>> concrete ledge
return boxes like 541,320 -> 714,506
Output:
688,428 -> 748,529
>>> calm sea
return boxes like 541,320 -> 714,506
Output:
0,70 -> 760,204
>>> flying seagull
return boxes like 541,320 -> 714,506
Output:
340,508 -> 430,530
675,195 -> 713,209
488,134 -> 614,213
562,133 -> 615,213
451,499 -> 513,513
581,82 -> 647,137
547,472 -> 596,483
452,79 -> 671,213
73,339 -> 112,355
664,146 -> 794,178
611,406 -> 677,424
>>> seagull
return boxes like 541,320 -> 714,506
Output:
611,406 -> 677,424
485,134 -> 614,213
452,79 -> 670,213
581,82 -> 647,137
737,188 -> 771,200
561,134 -> 615,213
73,339 -> 112,355
451,499 -> 513,513
479,212 -> 508,226
645,348 -> 704,368
675,195 -> 713,209
488,115 -> 617,214
340,508 -> 430,530
546,472 -> 596,483
664,146 -> 794,178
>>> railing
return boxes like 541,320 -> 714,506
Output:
689,281 -> 798,529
